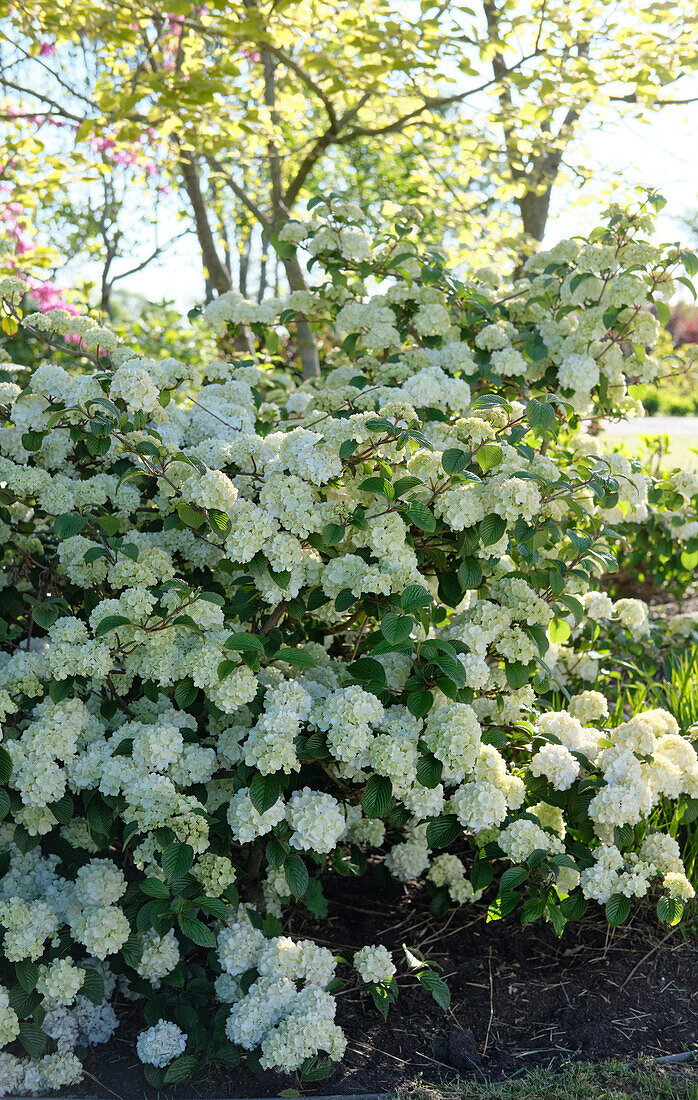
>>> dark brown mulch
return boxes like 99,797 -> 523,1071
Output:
61,872 -> 698,1100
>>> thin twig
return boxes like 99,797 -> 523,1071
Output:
482,946 -> 495,1057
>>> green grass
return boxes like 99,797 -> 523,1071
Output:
399,1059 -> 698,1100
598,428 -> 698,473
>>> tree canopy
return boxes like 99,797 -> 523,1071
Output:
2,0 -> 698,373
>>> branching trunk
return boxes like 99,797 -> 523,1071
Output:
483,1 -> 586,249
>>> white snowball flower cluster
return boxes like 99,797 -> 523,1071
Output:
353,944 -> 396,984
217,922 -> 345,1072
287,788 -> 346,853
136,1020 -> 187,1067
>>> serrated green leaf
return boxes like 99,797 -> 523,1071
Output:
161,843 -> 194,881
284,852 -> 309,898
174,680 -> 198,708
94,614 -> 130,637
54,513 -> 87,539
361,775 -> 393,818
249,773 -> 280,815
426,814 -> 460,849
606,892 -> 630,926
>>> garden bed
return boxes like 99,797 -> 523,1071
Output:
58,874 -> 698,1099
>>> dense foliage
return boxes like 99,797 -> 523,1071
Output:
0,196 -> 697,1092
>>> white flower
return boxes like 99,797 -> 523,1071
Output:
136,1020 -> 187,1067
353,944 -> 395,984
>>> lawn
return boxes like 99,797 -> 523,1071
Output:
401,1059 -> 698,1100
600,417 -> 698,472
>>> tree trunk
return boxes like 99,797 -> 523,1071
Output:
282,253 -> 320,378
263,48 -> 320,379
180,154 -> 233,295
517,186 -> 553,243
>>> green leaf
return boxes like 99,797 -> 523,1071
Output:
521,897 -> 546,923
655,300 -> 671,327
505,661 -> 530,689
350,657 -> 386,686
120,935 -> 143,969
94,614 -> 130,637
407,689 -> 433,718
54,513 -> 87,539
19,1022 -> 47,1058
32,603 -> 60,629
49,678 -> 73,703
560,893 -> 588,920
303,878 -> 328,919
434,651 -> 466,687
83,546 -> 108,564
401,584 -> 432,610
249,773 -> 280,815
418,968 -> 451,1011
426,814 -> 460,849
195,895 -> 229,920
225,632 -> 266,655
86,799 -> 112,836
48,794 -> 73,825
284,852 -> 309,898
359,476 -> 394,499
8,986 -> 41,1018
526,399 -> 556,433
480,513 -> 506,546
548,618 -> 571,644
339,439 -> 358,461
476,443 -> 503,472
605,893 -> 630,927
14,824 -> 39,854
657,897 -> 683,926
15,960 -> 38,992
486,890 -> 520,921
416,754 -> 443,789
381,612 -> 413,644
161,843 -> 194,881
209,508 -> 231,536
613,824 -> 634,849
22,430 -> 44,451
442,448 -> 469,474
179,913 -> 216,948
547,904 -> 567,938
679,797 -> 698,824
301,1054 -> 334,1082
458,556 -> 482,590
409,501 -> 436,532
0,746 -> 11,785
80,967 -> 105,1005
361,775 -> 393,818
140,877 -> 170,899
334,588 -> 355,613
177,501 -> 206,529
499,866 -> 528,892
174,680 -> 198,708
274,646 -> 317,668
322,522 -> 345,545
164,1055 -> 199,1084
266,838 -> 286,870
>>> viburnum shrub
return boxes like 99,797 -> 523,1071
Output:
0,194 -> 697,1091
